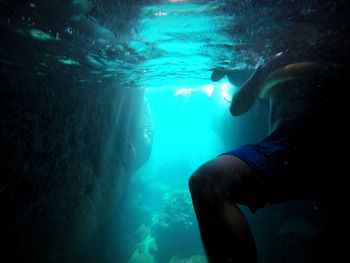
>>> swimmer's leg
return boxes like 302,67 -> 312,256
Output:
189,155 -> 258,263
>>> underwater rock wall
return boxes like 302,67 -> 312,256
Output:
0,1 -> 153,261
0,71 -> 152,262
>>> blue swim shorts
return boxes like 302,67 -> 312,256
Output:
221,119 -> 348,208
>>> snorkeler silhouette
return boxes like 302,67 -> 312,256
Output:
189,45 -> 349,262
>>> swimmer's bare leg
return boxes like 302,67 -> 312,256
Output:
189,155 -> 258,263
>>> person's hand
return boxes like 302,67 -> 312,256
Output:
211,67 -> 227,82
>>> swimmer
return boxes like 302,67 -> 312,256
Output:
189,48 -> 349,262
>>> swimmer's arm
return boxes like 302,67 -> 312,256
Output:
229,51 -> 297,116
226,68 -> 255,87
229,66 -> 265,116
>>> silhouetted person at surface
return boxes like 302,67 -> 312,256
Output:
188,44 -> 350,263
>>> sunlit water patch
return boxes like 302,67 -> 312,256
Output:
121,1 -> 242,262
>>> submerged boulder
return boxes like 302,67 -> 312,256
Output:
152,191 -> 204,263
169,255 -> 208,263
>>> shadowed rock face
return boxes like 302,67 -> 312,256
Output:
0,80 -> 152,262
0,1 -> 152,262
152,192 -> 204,263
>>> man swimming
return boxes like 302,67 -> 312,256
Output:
188,48 -> 349,262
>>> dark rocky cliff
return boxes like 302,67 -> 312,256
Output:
0,1 -> 153,262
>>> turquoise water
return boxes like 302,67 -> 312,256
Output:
119,2 -> 266,262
